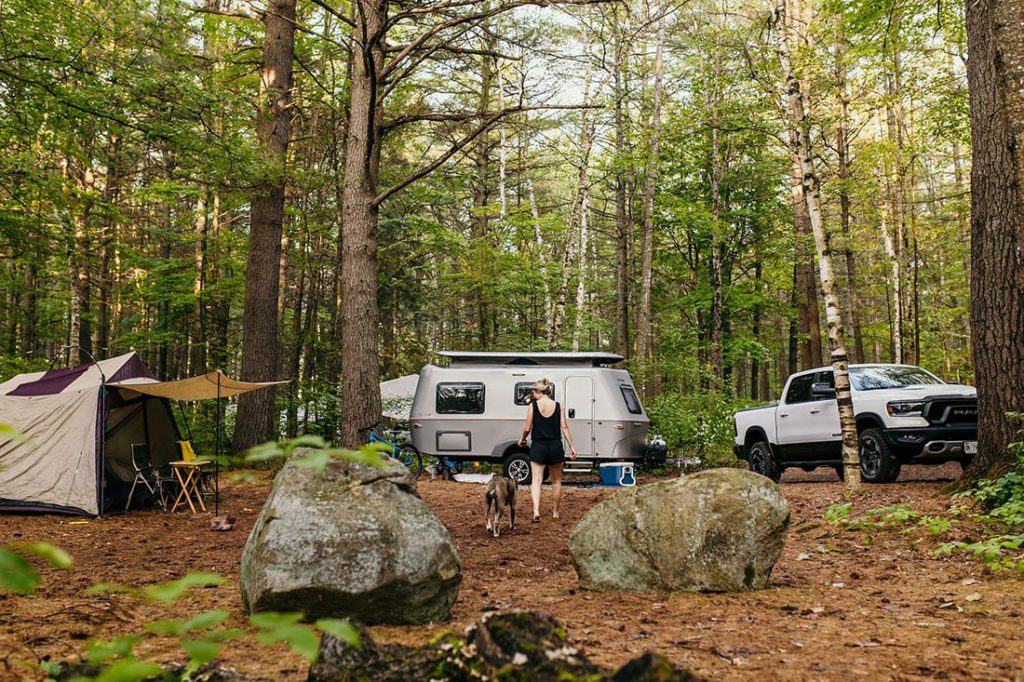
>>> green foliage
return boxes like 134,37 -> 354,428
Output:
646,392 -> 757,467
0,542 -> 74,595
936,426 -> 1024,571
10,550 -> 360,678
244,436 -> 387,473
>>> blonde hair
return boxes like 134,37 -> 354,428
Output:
532,378 -> 553,396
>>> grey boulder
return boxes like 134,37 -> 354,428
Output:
240,451 -> 460,624
568,468 -> 790,592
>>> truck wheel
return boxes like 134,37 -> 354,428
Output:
858,428 -> 898,483
503,452 -> 533,485
748,441 -> 782,482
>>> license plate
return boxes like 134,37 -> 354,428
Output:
964,441 -> 978,454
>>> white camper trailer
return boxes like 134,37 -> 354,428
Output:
409,351 -> 650,483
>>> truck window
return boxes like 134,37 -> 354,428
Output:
514,382 -> 555,405
784,374 -> 814,404
620,386 -> 643,414
436,383 -> 485,414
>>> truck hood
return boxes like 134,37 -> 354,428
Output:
853,384 -> 976,402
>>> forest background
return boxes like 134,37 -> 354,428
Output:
0,0 -> 975,466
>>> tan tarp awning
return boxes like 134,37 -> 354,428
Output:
110,371 -> 287,401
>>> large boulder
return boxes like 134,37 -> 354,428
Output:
568,468 -> 790,592
240,451 -> 461,624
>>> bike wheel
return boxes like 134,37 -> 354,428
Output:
399,444 -> 424,479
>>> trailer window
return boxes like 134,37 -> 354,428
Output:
514,382 -> 555,405
436,383 -> 485,414
620,386 -> 643,414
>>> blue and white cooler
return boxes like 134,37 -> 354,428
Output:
599,462 -> 636,487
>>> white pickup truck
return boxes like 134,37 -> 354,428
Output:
733,364 -> 977,482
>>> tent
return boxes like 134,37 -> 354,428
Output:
381,373 -> 419,420
0,352 -> 180,516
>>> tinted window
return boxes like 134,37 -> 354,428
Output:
850,366 -> 944,391
436,383 -> 485,414
812,371 -> 835,400
620,386 -> 643,414
785,374 -> 814,404
514,382 -> 555,406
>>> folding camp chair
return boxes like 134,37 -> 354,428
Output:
178,440 -> 216,500
125,443 -> 176,511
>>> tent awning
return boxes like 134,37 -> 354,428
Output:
110,371 -> 287,401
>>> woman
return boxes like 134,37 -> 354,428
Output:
517,378 -> 576,522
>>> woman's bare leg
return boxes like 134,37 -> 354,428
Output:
549,463 -> 563,518
530,462 -> 545,518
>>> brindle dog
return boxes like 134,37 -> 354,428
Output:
485,475 -> 517,537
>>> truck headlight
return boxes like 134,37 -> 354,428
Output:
887,401 -> 925,417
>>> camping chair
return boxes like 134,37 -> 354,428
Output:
125,443 -> 176,511
178,440 -> 216,500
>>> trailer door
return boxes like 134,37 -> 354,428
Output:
564,377 -> 595,456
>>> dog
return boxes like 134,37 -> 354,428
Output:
485,475 -> 517,537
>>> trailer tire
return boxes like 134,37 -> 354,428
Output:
748,441 -> 782,482
503,452 -> 533,485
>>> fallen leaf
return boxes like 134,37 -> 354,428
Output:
964,593 -> 982,602
961,578 -> 980,586
796,552 -> 811,561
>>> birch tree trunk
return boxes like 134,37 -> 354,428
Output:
781,0 -> 860,491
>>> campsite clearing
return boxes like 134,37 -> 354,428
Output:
2,464 -> 1023,681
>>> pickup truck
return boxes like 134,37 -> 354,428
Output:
733,364 -> 977,483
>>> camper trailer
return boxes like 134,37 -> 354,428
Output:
409,351 -> 650,483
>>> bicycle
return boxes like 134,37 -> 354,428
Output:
368,427 -> 424,479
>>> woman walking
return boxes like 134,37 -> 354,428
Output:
518,378 -> 576,522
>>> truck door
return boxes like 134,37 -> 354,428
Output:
807,370 -> 841,457
776,372 -> 816,458
564,377 -> 595,456
777,371 -> 840,460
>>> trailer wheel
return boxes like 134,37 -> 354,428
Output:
748,441 -> 782,482
503,452 -> 533,485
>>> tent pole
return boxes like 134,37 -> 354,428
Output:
215,371 -> 221,516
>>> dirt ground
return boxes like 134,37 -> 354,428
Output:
2,463 -> 1023,681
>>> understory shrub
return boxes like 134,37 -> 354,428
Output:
646,392 -> 762,468
937,429 -> 1024,572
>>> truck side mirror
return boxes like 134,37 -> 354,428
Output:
811,382 -> 836,399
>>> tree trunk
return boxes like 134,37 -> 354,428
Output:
963,0 -> 1024,480
572,20 -> 596,352
338,0 -> 386,448
708,59 -> 725,388
613,22 -> 631,360
781,0 -> 860,490
233,0 -> 295,453
636,20 -> 666,392
834,27 -> 863,363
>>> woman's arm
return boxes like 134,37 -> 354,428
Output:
518,406 -> 533,447
560,405 -> 577,459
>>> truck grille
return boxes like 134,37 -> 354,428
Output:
925,399 -> 978,425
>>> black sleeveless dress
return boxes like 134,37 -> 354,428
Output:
529,401 -> 565,465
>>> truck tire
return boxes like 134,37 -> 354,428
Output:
748,441 -> 782,482
858,428 -> 899,483
503,452 -> 533,485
